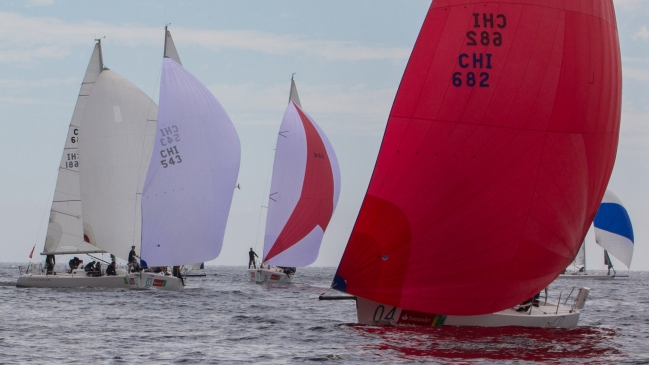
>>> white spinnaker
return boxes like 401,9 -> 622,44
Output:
44,42 -> 105,255
263,89 -> 341,267
141,57 -> 241,266
78,70 -> 157,262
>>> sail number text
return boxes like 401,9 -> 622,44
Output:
159,125 -> 183,168
70,128 -> 79,144
453,13 -> 507,89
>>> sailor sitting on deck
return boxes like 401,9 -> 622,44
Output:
45,255 -> 55,275
106,261 -> 117,276
92,261 -> 102,277
248,248 -> 258,269
84,261 -> 96,272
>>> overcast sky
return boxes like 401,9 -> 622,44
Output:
0,0 -> 647,271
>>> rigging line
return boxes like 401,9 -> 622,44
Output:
253,147 -> 277,258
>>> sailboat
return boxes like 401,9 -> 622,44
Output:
127,27 -> 241,291
560,190 -> 634,279
323,0 -> 622,328
249,77 -> 340,284
17,39 -> 158,288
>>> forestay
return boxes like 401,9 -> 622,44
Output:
44,41 -> 106,255
334,0 -> 622,316
262,80 -> 340,267
78,70 -> 158,262
140,32 -> 241,267
594,190 -> 634,268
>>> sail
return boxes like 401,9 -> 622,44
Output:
164,26 -> 182,66
44,41 -> 106,255
140,30 -> 241,267
78,69 -> 158,262
334,0 -> 622,316
262,81 -> 340,267
594,190 -> 633,268
574,240 -> 586,268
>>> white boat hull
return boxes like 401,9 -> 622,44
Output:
248,267 -> 293,284
16,269 -> 129,289
126,272 -> 184,291
557,273 -> 624,279
356,293 -> 587,329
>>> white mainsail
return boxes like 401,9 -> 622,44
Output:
140,29 -> 241,267
262,79 -> 340,267
78,66 -> 158,262
44,41 -> 105,255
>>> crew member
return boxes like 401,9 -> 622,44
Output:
106,261 -> 117,276
45,255 -> 55,275
128,246 -> 140,273
248,248 -> 258,269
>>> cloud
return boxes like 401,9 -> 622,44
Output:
209,82 -> 396,116
623,68 -> 649,82
634,25 -> 649,41
0,12 -> 410,63
614,0 -> 645,11
25,0 -> 54,7
0,77 -> 77,89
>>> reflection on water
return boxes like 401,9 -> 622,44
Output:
354,325 -> 623,363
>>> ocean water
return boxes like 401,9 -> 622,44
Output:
0,264 -> 647,364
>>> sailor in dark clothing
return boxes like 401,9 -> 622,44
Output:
69,257 -> 83,272
172,266 -> 185,286
94,261 -> 102,276
84,261 -> 96,272
45,255 -> 55,275
128,246 -> 140,273
248,248 -> 258,269
106,262 -> 117,276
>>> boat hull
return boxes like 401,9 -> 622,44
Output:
248,267 -> 293,284
126,272 -> 184,291
356,296 -> 584,329
557,274 -> 622,279
16,269 -> 129,289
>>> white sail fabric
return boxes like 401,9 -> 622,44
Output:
78,70 -> 158,262
263,86 -> 340,267
574,240 -> 586,268
44,42 -> 105,255
164,26 -> 182,66
288,77 -> 301,108
594,190 -> 634,268
140,57 -> 241,266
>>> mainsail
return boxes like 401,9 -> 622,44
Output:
594,190 -> 634,268
44,40 -> 106,255
262,79 -> 341,267
574,240 -> 586,268
78,60 -> 158,262
334,0 -> 622,316
140,29 -> 241,267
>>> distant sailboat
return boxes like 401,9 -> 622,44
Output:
128,27 -> 241,291
249,77 -> 340,283
324,0 -> 622,328
561,190 -> 634,279
17,39 -> 157,288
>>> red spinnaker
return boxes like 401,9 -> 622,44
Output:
334,0 -> 622,316
265,103 -> 335,261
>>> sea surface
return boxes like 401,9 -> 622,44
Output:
0,263 -> 647,364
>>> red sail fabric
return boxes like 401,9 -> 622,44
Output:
264,104 -> 336,262
334,0 -> 621,316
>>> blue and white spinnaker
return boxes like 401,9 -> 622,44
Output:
594,190 -> 634,268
